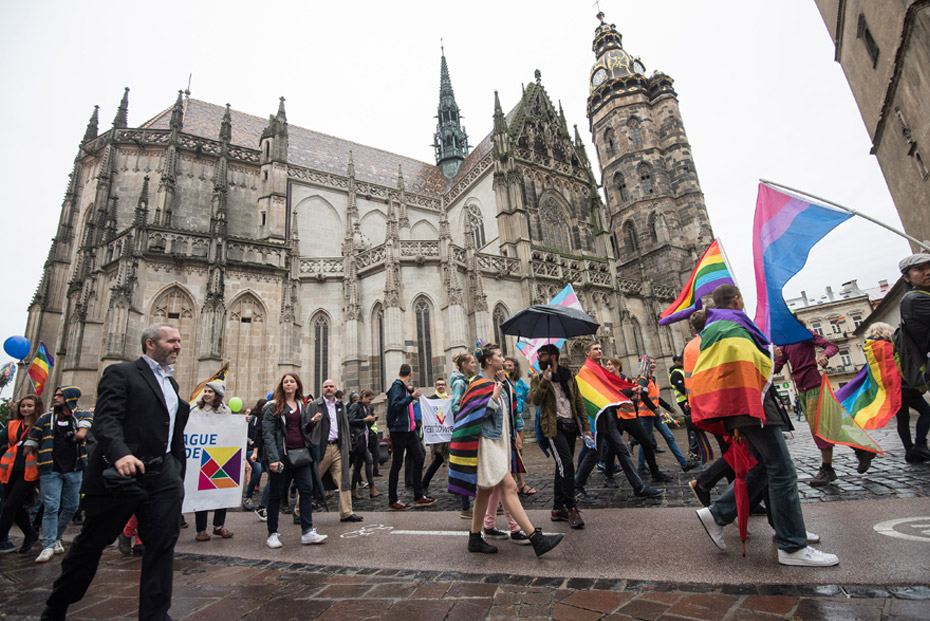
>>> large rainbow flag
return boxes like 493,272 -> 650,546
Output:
690,308 -> 773,431
814,375 -> 883,455
834,337 -> 902,430
27,342 -> 54,396
659,239 -> 735,325
575,358 -> 636,436
448,378 -> 494,498
515,284 -> 583,373
752,182 -> 852,345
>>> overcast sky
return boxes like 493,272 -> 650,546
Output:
0,0 -> 909,372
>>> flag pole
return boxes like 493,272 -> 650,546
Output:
715,237 -> 739,289
760,179 -> 930,252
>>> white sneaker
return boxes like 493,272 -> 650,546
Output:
777,546 -> 839,567
300,528 -> 328,545
53,540 -> 65,554
35,548 -> 55,563
772,531 -> 820,544
696,507 -> 726,551
266,532 -> 283,549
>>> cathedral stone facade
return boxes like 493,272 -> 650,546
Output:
20,14 -> 714,404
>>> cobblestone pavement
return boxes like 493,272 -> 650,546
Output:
2,548 -> 929,620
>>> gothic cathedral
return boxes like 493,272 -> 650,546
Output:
20,13 -> 713,403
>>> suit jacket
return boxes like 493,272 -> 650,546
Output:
306,396 -> 351,490
83,357 -> 191,495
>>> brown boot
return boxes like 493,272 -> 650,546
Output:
369,487 -> 381,498
352,488 -> 363,500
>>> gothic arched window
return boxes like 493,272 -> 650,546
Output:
372,304 -> 385,393
466,205 -> 486,249
630,317 -> 644,357
415,298 -> 434,387
623,220 -> 639,254
493,305 -> 509,356
614,173 -> 629,202
605,128 -> 617,157
312,313 -> 330,398
540,199 -> 572,254
639,163 -> 654,195
628,119 -> 643,148
648,213 -> 659,243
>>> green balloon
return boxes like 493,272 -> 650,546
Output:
229,397 -> 243,412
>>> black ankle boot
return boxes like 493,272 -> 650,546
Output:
529,528 -> 563,557
467,532 -> 498,554
913,441 -> 930,460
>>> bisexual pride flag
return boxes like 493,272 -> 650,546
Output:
515,284 -> 583,373
752,182 -> 852,345
659,238 -> 735,325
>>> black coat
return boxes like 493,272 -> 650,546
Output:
83,358 -> 190,495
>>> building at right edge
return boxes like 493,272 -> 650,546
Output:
814,1 -> 930,249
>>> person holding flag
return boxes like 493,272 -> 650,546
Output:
692,285 -> 837,567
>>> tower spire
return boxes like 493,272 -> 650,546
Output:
112,87 -> 129,129
432,49 -> 469,179
83,105 -> 99,143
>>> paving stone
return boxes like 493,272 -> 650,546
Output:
887,598 -> 930,620
487,603 -> 519,618
67,597 -> 138,619
382,599 -> 455,620
323,573 -> 369,584
185,598 -> 263,621
315,583 -> 375,598
315,599 -> 385,621
519,604 -> 554,617
493,590 -> 523,605
446,598 -> 493,621
616,597 -> 672,620
665,593 -> 739,619
551,602 -> 605,621
638,590 -> 683,605
409,582 -> 451,598
560,589 -> 631,613
445,581 -> 499,598
239,598 -> 333,621
889,586 -> 930,600
741,594 -> 798,615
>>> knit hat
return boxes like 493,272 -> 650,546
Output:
205,380 -> 226,400
57,385 -> 81,412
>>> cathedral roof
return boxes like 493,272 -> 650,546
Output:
141,99 -> 449,197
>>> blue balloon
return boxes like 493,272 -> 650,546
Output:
3,335 -> 31,360
267,392 -> 274,400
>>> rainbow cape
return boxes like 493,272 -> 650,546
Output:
834,337 -> 902,430
659,239 -> 735,325
448,377 -> 493,498
27,342 -> 54,396
515,284 -> 582,373
752,182 -> 852,345
575,358 -> 635,436
690,308 -> 773,431
813,375 -> 883,455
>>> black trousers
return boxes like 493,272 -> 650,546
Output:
389,431 -> 424,503
618,417 -> 662,476
45,455 -> 183,621
0,474 -> 37,542
549,418 -> 578,510
404,423 -> 426,487
368,432 -> 381,475
351,433 -> 374,489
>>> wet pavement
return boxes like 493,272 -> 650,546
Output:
2,421 -> 929,619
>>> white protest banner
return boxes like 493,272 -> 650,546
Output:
181,412 -> 248,513
419,396 -> 452,445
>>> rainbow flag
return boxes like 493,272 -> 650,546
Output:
659,239 -> 735,325
27,342 -> 54,396
690,308 -> 773,432
448,377 -> 495,498
189,362 -> 229,404
516,284 -> 583,373
814,375 -> 883,455
575,358 -> 636,436
752,182 -> 852,345
835,337 -> 902,430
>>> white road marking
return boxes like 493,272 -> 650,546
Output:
873,517 -> 930,542
390,530 -> 468,536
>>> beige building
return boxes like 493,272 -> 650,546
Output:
815,0 -> 930,250
17,13 -> 712,405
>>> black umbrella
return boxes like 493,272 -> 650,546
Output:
499,304 -> 600,340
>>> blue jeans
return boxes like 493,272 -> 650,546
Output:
637,417 -> 688,468
40,471 -> 83,549
245,458 -> 263,497
708,424 -> 807,552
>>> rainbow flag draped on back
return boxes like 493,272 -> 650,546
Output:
27,342 -> 54,396
834,337 -> 902,430
814,375 -> 883,455
448,377 -> 494,498
690,308 -> 773,432
515,284 -> 583,373
659,239 -> 735,325
752,182 -> 852,345
575,358 -> 636,437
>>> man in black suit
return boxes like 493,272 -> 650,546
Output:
307,379 -> 362,523
42,324 -> 190,621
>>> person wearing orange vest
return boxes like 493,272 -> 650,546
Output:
0,395 -> 43,554
634,355 -> 696,473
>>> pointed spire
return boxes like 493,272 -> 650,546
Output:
558,100 -> 568,131
169,90 -> 184,132
493,91 -> 507,134
396,164 -> 405,192
276,96 -> 287,123
346,150 -> 355,178
433,49 -> 469,178
219,103 -> 232,143
83,105 -> 99,143
133,176 -> 150,227
574,124 -> 584,148
112,87 -> 130,129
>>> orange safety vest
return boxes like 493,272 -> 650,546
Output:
683,335 -> 702,396
636,377 -> 660,417
0,420 -> 38,484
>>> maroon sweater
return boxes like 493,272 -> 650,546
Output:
773,331 -> 838,393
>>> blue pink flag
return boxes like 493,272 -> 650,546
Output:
516,284 -> 582,373
752,182 -> 852,345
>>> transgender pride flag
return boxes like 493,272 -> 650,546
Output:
752,182 -> 852,345
516,284 -> 583,373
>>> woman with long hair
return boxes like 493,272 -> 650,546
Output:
261,373 -> 326,549
449,343 -> 563,557
349,390 -> 380,499
0,395 -> 43,553
190,381 -> 234,542
435,352 -> 477,518
504,356 -> 535,497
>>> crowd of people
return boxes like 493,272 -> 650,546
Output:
2,253 -> 930,618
